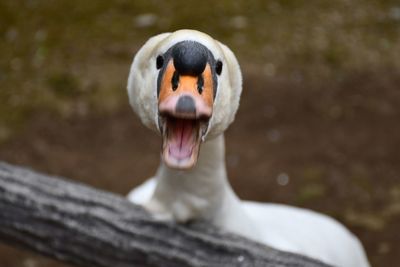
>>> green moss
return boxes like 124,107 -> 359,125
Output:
46,72 -> 81,98
302,166 -> 325,181
296,183 -> 327,204
323,44 -> 347,67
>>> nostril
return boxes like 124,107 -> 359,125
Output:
197,75 -> 204,94
176,95 -> 196,115
171,71 -> 179,91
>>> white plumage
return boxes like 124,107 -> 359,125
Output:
127,29 -> 370,267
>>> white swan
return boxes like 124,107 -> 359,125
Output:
126,29 -> 370,267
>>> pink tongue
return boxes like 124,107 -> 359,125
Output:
168,119 -> 194,159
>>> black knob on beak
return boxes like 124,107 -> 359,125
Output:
176,95 -> 196,116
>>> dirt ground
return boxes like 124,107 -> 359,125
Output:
0,69 -> 399,267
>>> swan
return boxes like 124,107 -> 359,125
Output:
126,29 -> 370,267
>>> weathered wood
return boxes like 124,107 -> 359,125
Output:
0,162 -> 330,267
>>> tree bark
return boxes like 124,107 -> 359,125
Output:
0,162 -> 330,267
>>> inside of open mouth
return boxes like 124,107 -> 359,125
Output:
161,116 -> 209,169
167,117 -> 198,160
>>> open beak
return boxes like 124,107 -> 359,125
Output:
158,61 -> 214,169
159,95 -> 211,169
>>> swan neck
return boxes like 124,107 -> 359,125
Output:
153,134 -> 258,238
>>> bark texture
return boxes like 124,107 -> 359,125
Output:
0,162 -> 330,267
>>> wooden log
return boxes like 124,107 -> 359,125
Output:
0,162 -> 330,267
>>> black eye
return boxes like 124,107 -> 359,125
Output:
156,55 -> 164,69
216,60 -> 223,75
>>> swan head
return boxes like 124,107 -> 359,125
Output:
127,29 -> 242,169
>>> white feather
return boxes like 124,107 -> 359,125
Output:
127,178 -> 156,205
126,29 -> 370,267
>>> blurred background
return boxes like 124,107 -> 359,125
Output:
0,0 -> 399,266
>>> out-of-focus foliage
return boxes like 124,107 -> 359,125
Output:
1,0 -> 399,142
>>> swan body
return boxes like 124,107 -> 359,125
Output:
126,29 -> 370,267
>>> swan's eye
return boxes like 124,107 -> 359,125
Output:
216,60 -> 223,75
156,55 -> 164,69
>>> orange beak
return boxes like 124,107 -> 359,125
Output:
158,60 -> 214,169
